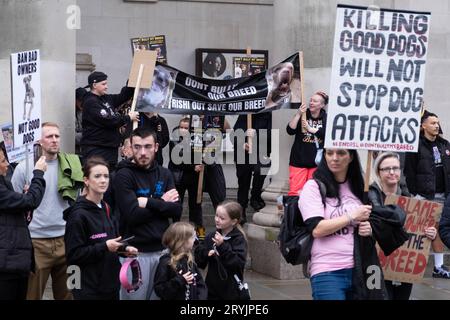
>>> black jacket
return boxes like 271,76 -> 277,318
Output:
233,112 -> 272,164
63,197 -> 121,299
114,160 -> 182,252
195,227 -> 247,300
404,135 -> 450,199
168,128 -> 197,187
154,253 -> 207,300
138,114 -> 169,166
81,87 -> 134,149
439,195 -> 450,248
286,109 -> 327,168
0,171 -> 45,276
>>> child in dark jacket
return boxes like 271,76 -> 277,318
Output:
64,157 -> 137,300
154,222 -> 207,300
195,201 -> 248,300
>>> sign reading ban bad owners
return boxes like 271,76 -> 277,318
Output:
325,5 -> 430,152
10,49 -> 41,148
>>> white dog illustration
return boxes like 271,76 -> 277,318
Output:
23,75 -> 35,120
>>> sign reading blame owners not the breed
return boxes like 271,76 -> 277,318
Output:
324,5 -> 431,152
10,49 -> 42,148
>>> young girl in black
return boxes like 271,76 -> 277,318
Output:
154,222 -> 207,300
195,201 -> 248,300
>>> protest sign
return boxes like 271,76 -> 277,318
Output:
379,195 -> 442,283
131,35 -> 168,63
136,52 -> 302,115
1,123 -> 31,163
10,49 -> 42,148
325,5 -> 430,152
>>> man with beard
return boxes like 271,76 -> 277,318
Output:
114,127 -> 182,300
11,122 -> 73,300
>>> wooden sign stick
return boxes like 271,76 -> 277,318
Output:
364,150 -> 373,204
246,46 -> 253,154
299,51 -> 307,134
130,64 -> 145,130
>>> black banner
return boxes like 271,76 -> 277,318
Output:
136,53 -> 301,115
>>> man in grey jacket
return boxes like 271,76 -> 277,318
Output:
11,122 -> 73,300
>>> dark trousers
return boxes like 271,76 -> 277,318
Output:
236,163 -> 267,209
0,275 -> 28,300
385,281 -> 413,300
73,290 -> 119,300
82,145 -> 118,169
204,164 -> 226,209
176,171 -> 203,226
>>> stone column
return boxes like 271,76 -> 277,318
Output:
247,0 -> 335,280
0,0 -> 76,152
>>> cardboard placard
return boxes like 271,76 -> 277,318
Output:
128,50 -> 157,89
378,195 -> 442,283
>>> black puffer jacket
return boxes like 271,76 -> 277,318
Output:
63,197 -> 121,299
439,196 -> 450,248
0,170 -> 45,275
195,227 -> 247,300
404,135 -> 450,199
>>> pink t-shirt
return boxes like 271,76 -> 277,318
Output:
299,179 -> 362,277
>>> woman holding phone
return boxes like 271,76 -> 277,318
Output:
64,156 -> 138,300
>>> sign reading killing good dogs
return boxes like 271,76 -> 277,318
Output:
324,5 -> 430,152
10,49 -> 42,148
136,53 -> 302,115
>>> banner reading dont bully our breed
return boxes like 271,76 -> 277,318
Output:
135,52 -> 302,115
325,5 -> 431,152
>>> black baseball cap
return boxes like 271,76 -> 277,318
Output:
85,71 -> 108,88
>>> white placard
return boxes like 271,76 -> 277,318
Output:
10,49 -> 42,148
325,5 -> 430,152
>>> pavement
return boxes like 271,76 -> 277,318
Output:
43,266 -> 450,300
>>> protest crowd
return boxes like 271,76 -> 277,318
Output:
2,5 -> 450,302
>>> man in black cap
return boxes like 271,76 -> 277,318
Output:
81,71 -> 139,168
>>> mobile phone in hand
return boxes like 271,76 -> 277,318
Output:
119,235 -> 135,243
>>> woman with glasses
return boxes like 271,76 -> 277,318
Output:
368,152 -> 437,300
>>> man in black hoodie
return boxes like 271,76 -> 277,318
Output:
114,127 -> 182,300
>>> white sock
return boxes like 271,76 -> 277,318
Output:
434,253 -> 444,267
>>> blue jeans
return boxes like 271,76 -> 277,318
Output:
310,268 -> 353,300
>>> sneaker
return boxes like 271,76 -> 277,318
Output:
196,226 -> 206,241
432,265 -> 450,279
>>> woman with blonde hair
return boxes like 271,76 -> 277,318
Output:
287,91 -> 328,195
369,151 -> 437,300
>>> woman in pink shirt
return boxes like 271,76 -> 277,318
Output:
299,149 -> 372,300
